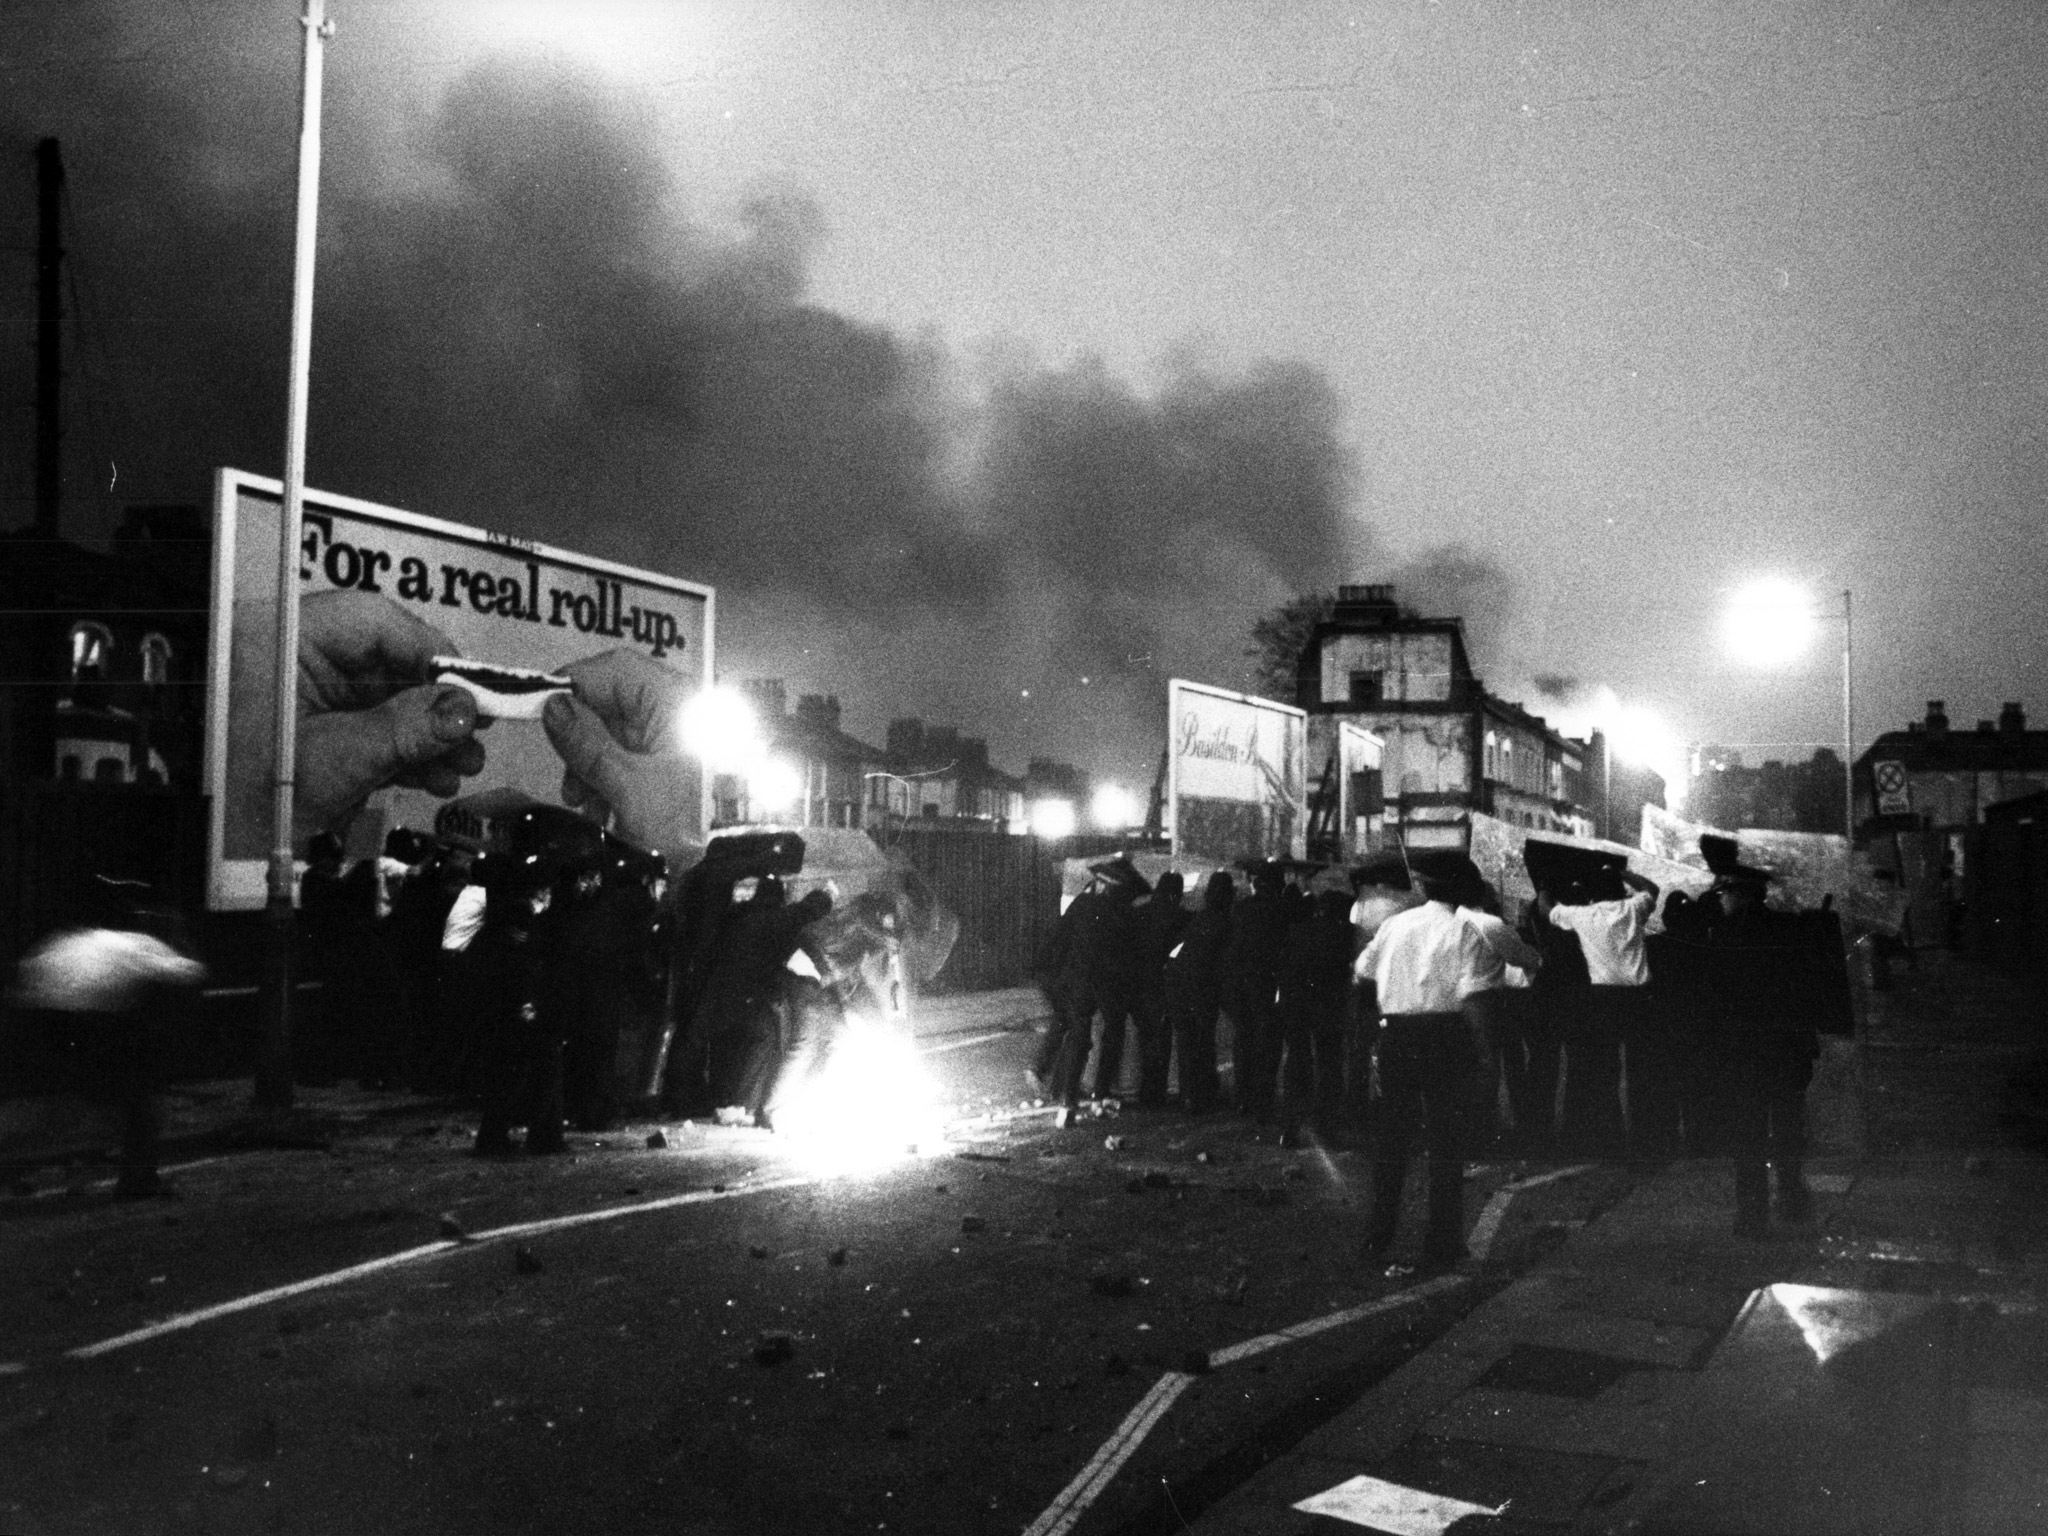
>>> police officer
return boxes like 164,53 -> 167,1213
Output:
1277,887 -> 1358,1146
1132,871 -> 1190,1109
472,858 -> 565,1157
1224,862 -> 1293,1121
1162,872 -> 1234,1113
1086,859 -> 1152,1102
1537,863 -> 1661,1158
1699,862 -> 1820,1237
1353,850 -> 1494,1270
719,875 -> 834,1130
472,809 -> 608,1156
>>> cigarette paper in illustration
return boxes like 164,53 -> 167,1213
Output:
432,656 -> 573,720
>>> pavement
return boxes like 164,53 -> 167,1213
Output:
7,964 -> 2046,1536
1175,948 -> 2048,1536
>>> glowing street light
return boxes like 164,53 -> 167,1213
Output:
1722,578 -> 1854,840
676,685 -> 764,774
1089,783 -> 1137,831
1596,699 -> 1685,840
747,756 -> 804,816
1722,577 -> 1818,667
1029,798 -> 1077,840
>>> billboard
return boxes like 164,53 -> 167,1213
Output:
1167,679 -> 1307,867
204,469 -> 713,910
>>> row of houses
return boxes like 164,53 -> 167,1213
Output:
724,680 -> 1038,836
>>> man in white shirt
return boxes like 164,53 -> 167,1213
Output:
1538,865 -> 1661,1158
1353,850 -> 1499,1269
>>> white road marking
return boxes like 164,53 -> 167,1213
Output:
1468,1163 -> 1599,1261
63,1174 -> 821,1361
0,1362 -> 25,1376
1022,1370 -> 1197,1536
1294,1474 -> 1502,1533
1208,1274 -> 1467,1368
1025,1271 -> 1474,1535
27,1154 -> 235,1201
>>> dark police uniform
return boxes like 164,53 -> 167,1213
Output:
1161,872 -> 1235,1112
1223,866 -> 1293,1120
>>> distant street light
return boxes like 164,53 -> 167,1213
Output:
676,686 -> 764,775
1029,799 -> 1077,840
1597,703 -> 1681,841
1723,579 -> 1854,841
1089,783 -> 1137,831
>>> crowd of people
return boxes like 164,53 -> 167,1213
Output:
298,814 -> 896,1158
1032,837 -> 1848,1262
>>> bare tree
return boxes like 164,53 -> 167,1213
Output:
1244,590 -> 1335,703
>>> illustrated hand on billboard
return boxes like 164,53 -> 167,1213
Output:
294,590 -> 487,840
543,648 -> 695,859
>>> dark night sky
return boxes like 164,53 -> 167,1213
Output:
4,0 -> 2046,802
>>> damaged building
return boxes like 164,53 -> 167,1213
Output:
1295,584 -> 1626,850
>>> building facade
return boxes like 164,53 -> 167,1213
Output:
1856,700 -> 2048,832
1295,584 -> 1608,848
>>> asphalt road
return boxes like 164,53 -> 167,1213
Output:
0,996 -> 1629,1536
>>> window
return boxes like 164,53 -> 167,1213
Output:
141,632 -> 173,687
1348,670 -> 1384,705
68,621 -> 114,686
1485,731 -> 1499,780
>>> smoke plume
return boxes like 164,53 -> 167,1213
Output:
0,18 -> 1393,777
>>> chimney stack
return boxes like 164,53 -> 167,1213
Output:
1924,700 -> 1949,740
1999,702 -> 2026,737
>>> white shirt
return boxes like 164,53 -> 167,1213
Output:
1350,887 -> 1425,943
1354,901 -> 1491,1014
1545,890 -> 1655,987
1459,908 -> 1543,992
441,884 -> 487,953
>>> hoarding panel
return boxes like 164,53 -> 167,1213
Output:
203,469 -> 713,910
1166,679 -> 1306,867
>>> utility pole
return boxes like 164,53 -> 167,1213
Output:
34,137 -> 63,538
255,0 -> 335,1110
1841,589 -> 1854,843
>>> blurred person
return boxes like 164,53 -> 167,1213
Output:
1536,865 -> 1661,1159
1454,873 -> 1547,1154
1276,888 -> 1359,1146
704,875 -> 833,1130
1084,860 -> 1151,1103
1696,864 -> 1822,1237
1352,851 -> 1495,1271
470,865 -> 564,1156
10,877 -> 206,1197
386,840 -> 474,1093
1031,876 -> 1107,1110
1162,872 -> 1235,1114
1132,871 -> 1189,1108
556,849 -> 664,1133
1223,862 -> 1293,1122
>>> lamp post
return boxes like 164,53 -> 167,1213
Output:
1722,579 -> 1855,843
1839,589 -> 1854,842
255,0 -> 335,1110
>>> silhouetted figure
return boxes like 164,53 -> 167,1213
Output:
1163,872 -> 1235,1113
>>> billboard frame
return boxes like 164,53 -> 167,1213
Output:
1165,677 -> 1308,867
204,468 -> 715,910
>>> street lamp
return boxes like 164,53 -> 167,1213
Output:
1722,579 -> 1854,841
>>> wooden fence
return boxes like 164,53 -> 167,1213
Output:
885,828 -> 1063,993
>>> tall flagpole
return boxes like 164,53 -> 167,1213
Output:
256,0 -> 335,1110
